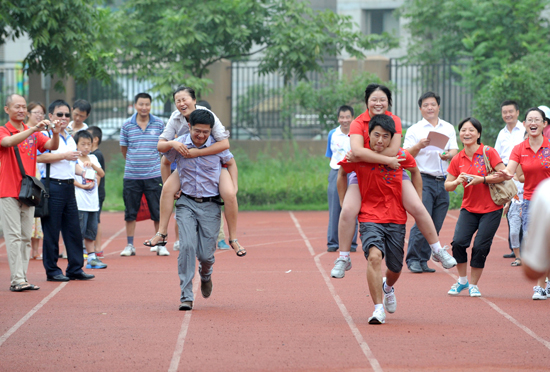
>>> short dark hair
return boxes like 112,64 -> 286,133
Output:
368,114 -> 396,138
364,84 -> 392,107
48,99 -> 71,114
458,117 -> 482,144
501,100 -> 519,111
524,107 -> 546,123
87,126 -> 103,145
173,86 -> 196,101
134,92 -> 152,104
73,99 -> 92,115
74,130 -> 93,145
197,100 -> 211,110
189,109 -> 215,128
418,91 -> 440,107
5,93 -> 25,107
337,105 -> 354,118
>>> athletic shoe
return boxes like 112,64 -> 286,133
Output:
431,245 -> 457,269
96,251 -> 104,259
86,258 -> 108,269
448,281 -> 469,296
469,285 -> 481,297
150,245 -> 158,252
331,257 -> 352,278
368,308 -> 386,324
532,286 -> 547,300
173,241 -> 180,251
217,240 -> 230,250
157,246 -> 170,256
546,281 -> 550,297
120,244 -> 135,256
382,280 -> 397,313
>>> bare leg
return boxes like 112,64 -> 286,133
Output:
145,171 -> 179,245
219,169 -> 245,255
367,247 -> 384,305
31,238 -> 39,258
84,239 -> 95,255
338,184 -> 361,253
126,220 -> 136,238
536,271 -> 549,289
470,267 -> 483,286
160,155 -> 172,183
456,262 -> 468,278
385,269 -> 401,287
402,180 -> 439,245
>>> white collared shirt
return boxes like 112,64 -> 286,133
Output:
38,130 -> 77,180
494,121 -> 525,164
326,126 -> 351,169
403,118 -> 459,177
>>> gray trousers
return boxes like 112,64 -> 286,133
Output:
327,168 -> 358,249
176,196 -> 221,303
406,174 -> 449,265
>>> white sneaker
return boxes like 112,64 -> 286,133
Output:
368,308 -> 386,324
383,280 -> 397,313
150,245 -> 158,252
431,245 -> 457,269
120,244 -> 135,256
533,286 -> 547,300
331,257 -> 352,278
173,241 -> 180,251
157,246 -> 170,256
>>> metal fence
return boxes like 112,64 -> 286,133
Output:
0,62 -> 28,123
389,60 -> 473,128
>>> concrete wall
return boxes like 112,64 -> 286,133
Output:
28,72 -> 75,108
201,59 -> 232,130
343,56 -> 390,82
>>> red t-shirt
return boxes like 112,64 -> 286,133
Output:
509,137 -> 550,200
339,148 -> 416,224
349,110 -> 403,149
0,122 -> 49,198
447,144 -> 503,213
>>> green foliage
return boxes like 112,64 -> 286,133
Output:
400,0 -> 550,90
473,52 -> 550,145
282,70 -> 394,132
116,0 -> 397,100
0,0 -> 117,86
448,185 -> 464,211
103,153 -> 125,211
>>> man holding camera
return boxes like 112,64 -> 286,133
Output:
0,94 -> 59,291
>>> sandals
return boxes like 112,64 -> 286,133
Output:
144,232 -> 168,247
229,239 -> 246,257
511,258 -> 522,267
9,282 -> 40,292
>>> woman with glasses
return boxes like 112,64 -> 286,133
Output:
499,107 -> 550,300
26,102 -> 47,260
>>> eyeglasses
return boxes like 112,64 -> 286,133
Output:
526,118 -> 543,124
55,112 -> 71,118
30,111 -> 44,116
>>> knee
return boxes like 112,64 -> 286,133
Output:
368,248 -> 383,266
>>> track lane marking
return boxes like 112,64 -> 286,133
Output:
289,211 -> 383,372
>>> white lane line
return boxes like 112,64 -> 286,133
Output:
245,238 -> 321,249
100,227 -> 129,256
289,212 -> 383,372
0,282 -> 68,347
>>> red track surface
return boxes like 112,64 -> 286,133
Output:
1,210 -> 549,371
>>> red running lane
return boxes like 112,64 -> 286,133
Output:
0,210 -> 549,371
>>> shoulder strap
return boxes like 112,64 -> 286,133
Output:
6,129 -> 27,178
483,146 -> 494,173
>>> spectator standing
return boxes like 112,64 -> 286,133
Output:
67,99 -> 91,136
0,94 -> 60,290
404,92 -> 459,273
37,99 -> 95,282
325,105 -> 358,252
119,93 -> 167,256
88,126 -> 106,258
494,100 -> 525,259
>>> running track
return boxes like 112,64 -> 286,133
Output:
1,210 -> 549,371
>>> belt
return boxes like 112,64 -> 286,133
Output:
49,178 -> 74,184
181,193 -> 224,205
421,173 -> 446,181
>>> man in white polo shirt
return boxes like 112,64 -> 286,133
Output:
37,100 -> 95,282
494,100 -> 525,259
404,92 -> 459,273
325,105 -> 358,252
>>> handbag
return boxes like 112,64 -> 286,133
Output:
482,146 -> 518,206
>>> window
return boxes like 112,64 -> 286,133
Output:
362,9 -> 399,36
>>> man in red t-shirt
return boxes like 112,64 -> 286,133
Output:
0,94 -> 60,292
339,114 -> 421,324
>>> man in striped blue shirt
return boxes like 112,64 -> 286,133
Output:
119,93 -> 166,257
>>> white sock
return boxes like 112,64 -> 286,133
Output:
469,284 -> 477,290
87,252 -> 96,262
374,304 -> 384,312
458,276 -> 468,285
383,282 -> 393,294
429,241 -> 442,254
339,251 -> 350,259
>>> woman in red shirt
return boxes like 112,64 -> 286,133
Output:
332,83 -> 456,279
500,107 -> 550,300
445,117 -> 506,297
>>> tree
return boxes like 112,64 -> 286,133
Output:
399,0 -> 550,90
0,0 -> 117,88
115,0 -> 396,100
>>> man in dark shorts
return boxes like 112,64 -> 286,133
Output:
339,114 -> 422,324
119,93 -> 166,256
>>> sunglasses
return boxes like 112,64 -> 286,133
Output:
54,112 -> 71,118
